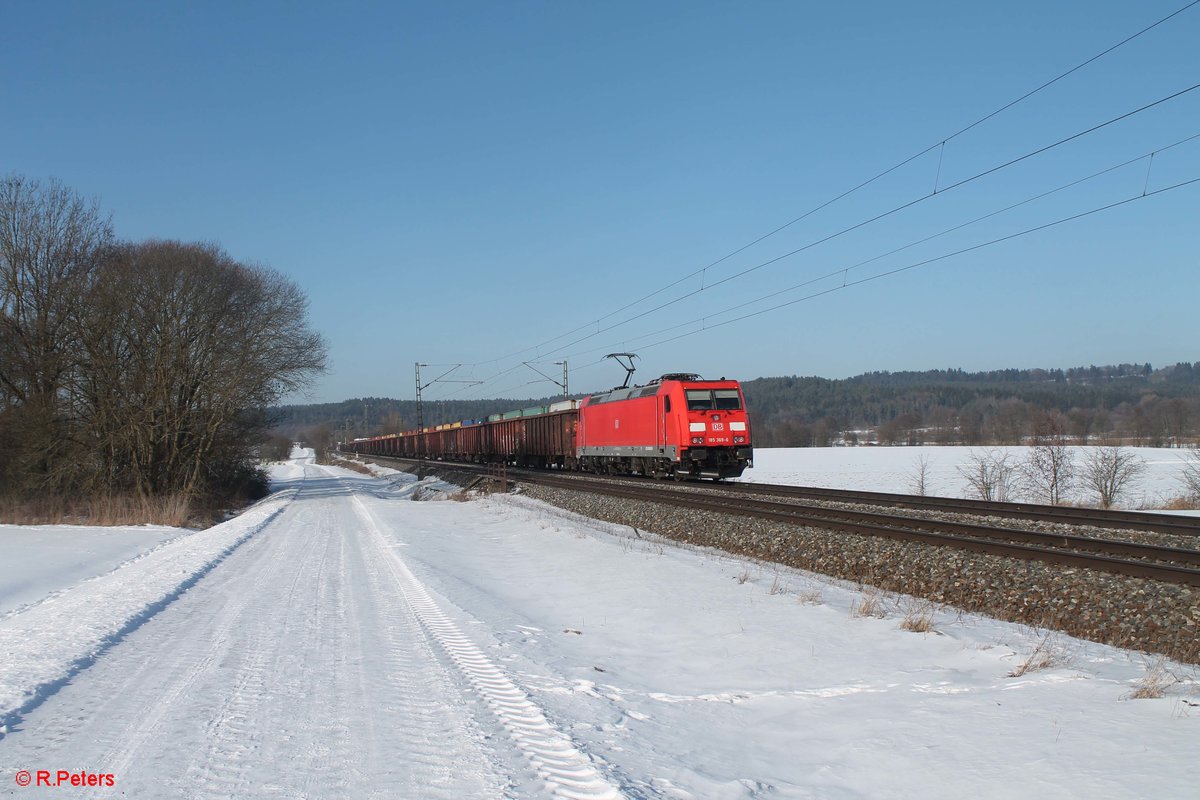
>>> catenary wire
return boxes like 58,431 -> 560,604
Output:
435,86 -> 1200,404
463,173 -> 1198,395
457,1 -> 1200,370
576,177 -> 1200,362
419,12 -> 1200,406
558,130 -> 1200,359
498,83 -> 1200,369
433,140 -> 1199,404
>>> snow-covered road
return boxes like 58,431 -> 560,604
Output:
1,456 -> 1195,798
0,462 -> 610,798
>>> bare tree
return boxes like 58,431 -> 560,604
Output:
1180,446 -> 1200,504
0,175 -> 113,493
909,454 -> 933,496
900,412 -> 923,446
1080,446 -> 1145,509
1126,401 -> 1164,447
958,403 -> 986,445
302,424 -> 335,461
876,417 -> 903,446
0,176 -> 112,402
811,417 -> 836,447
75,240 -> 326,500
957,449 -> 1020,501
927,406 -> 958,445
381,411 -> 407,435
987,399 -> 1029,445
876,413 -> 920,446
1161,399 -> 1190,447
1068,408 -> 1095,444
261,435 -> 294,463
1,175 -> 326,511
1020,415 -> 1075,504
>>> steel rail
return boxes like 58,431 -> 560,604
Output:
595,478 -> 1200,567
350,451 -> 1198,537
722,482 -> 1200,537
513,472 -> 1200,587
350,454 -> 1200,585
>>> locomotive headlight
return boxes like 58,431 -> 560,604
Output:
734,436 -> 746,444
691,436 -> 704,445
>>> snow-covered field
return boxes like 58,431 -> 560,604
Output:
0,524 -> 187,616
0,450 -> 1195,798
738,445 -> 1197,509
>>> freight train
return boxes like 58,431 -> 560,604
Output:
342,374 -> 753,480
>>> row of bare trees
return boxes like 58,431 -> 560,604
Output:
0,175 -> 326,509
910,415 -> 1158,508
950,446 -> 1148,508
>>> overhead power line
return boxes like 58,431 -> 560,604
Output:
442,84 -> 1199,404
465,0 -> 1200,370
620,176 -> 1200,355
434,134 -> 1200,404
520,83 -> 1200,362
421,5 -> 1200,406
569,177 -> 1200,370
535,131 -> 1200,371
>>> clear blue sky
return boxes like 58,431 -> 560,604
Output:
4,1 -> 1197,406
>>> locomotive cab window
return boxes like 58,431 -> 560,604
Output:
685,390 -> 714,410
663,396 -> 671,413
714,389 -> 742,410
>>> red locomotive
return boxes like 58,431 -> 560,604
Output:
578,374 -> 751,479
343,373 -> 753,480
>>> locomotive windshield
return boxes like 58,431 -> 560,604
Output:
685,388 -> 743,411
714,389 -> 742,410
685,390 -> 714,410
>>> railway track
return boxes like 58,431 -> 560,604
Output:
514,472 -> 1200,587
718,481 -> 1200,538
354,454 -> 1200,587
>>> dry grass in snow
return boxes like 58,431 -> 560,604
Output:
1009,631 -> 1069,677
1128,657 -> 1180,700
900,600 -> 938,633
851,590 -> 885,619
0,493 -> 193,527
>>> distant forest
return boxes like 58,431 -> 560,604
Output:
274,361 -> 1200,449
744,362 -> 1198,447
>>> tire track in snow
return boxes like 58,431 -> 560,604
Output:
188,484 -> 357,799
0,470 -> 505,798
189,639 -> 273,799
177,467 -> 497,799
98,526 -> 293,777
352,512 -> 502,798
351,493 -> 625,800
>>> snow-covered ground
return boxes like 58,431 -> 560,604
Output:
738,445 -> 1197,509
0,524 -> 187,616
0,451 -> 1195,798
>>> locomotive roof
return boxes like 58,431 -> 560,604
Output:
586,375 -> 738,404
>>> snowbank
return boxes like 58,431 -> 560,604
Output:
0,524 -> 187,617
0,491 -> 292,733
